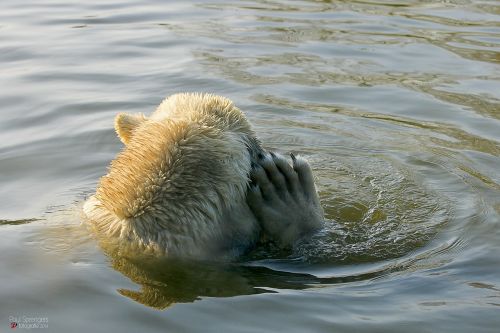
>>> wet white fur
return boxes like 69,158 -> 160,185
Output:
83,93 -> 260,259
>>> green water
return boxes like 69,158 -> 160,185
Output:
1,0 -> 499,332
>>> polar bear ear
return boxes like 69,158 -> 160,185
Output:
114,113 -> 147,145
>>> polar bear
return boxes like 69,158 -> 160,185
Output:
83,93 -> 323,259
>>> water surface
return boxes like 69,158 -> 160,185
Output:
1,0 -> 499,332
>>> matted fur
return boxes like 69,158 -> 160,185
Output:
84,93 -> 261,258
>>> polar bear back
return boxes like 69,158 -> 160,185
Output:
84,93 -> 261,258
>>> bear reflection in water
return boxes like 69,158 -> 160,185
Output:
83,93 -> 324,260
108,251 -> 328,309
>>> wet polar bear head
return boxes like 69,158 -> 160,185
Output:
83,93 -> 262,259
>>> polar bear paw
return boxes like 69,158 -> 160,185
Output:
247,152 -> 324,247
